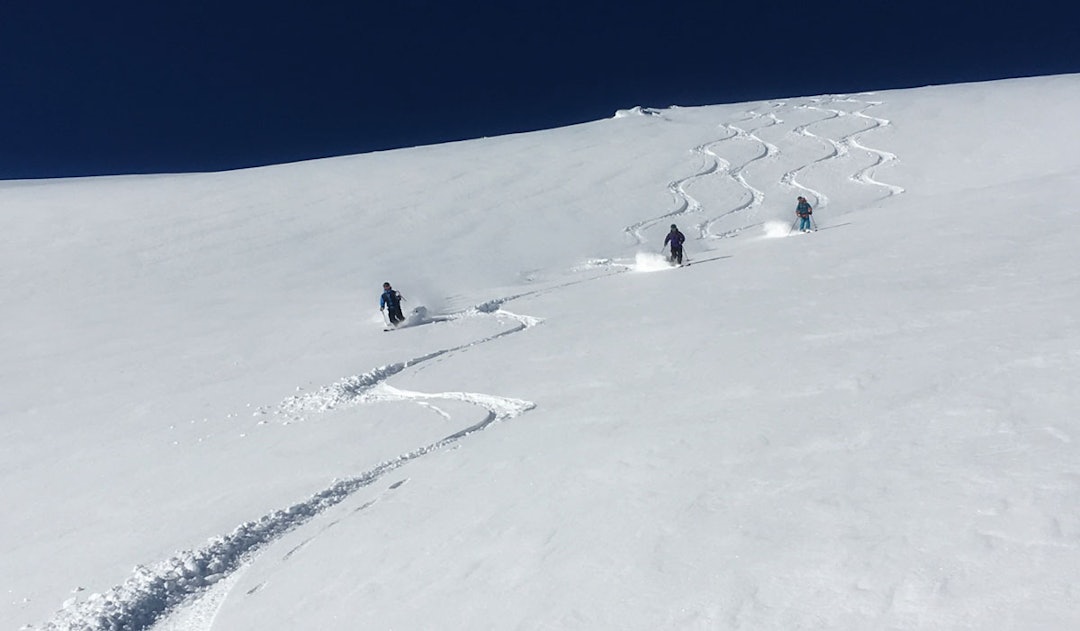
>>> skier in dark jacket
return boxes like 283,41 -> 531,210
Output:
380,282 -> 405,326
663,224 -> 686,265
795,196 -> 814,232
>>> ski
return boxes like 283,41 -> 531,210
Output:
684,254 -> 732,267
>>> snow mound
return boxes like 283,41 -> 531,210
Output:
613,106 -> 664,118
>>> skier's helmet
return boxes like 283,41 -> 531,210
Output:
383,282 -> 391,289
670,224 -> 677,229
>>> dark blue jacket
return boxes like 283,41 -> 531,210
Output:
380,289 -> 402,309
664,229 -> 685,249
796,201 -> 813,217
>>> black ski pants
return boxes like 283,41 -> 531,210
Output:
387,304 -> 405,325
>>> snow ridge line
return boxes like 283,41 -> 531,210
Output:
38,396 -> 533,631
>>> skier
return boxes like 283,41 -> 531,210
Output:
795,196 -> 814,232
663,223 -> 686,265
380,282 -> 405,327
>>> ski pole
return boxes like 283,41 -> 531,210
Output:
788,218 -> 799,235
811,217 -> 819,231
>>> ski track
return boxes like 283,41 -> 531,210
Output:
685,95 -> 904,242
697,108 -> 781,239
622,133 -> 731,246
837,98 -> 906,197
273,306 -> 538,421
621,95 -> 903,254
782,98 -> 843,209
148,569 -> 246,631
623,105 -> 787,247
37,393 -> 526,631
785,96 -> 905,208
35,271 -> 634,631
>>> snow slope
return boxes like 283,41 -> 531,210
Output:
4,74 -> 1080,630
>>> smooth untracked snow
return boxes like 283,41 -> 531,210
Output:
3,75 -> 1080,630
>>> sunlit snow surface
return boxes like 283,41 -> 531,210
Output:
5,75 -> 1080,631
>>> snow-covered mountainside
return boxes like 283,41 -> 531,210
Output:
4,74 -> 1080,630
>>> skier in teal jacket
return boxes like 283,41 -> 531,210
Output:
795,197 -> 814,232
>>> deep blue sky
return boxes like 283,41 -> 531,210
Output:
2,1 -> 1078,179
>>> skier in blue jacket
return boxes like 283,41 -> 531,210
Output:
380,282 -> 405,326
663,224 -> 686,265
795,196 -> 814,232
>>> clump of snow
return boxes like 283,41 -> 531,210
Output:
630,251 -> 675,272
762,220 -> 794,238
